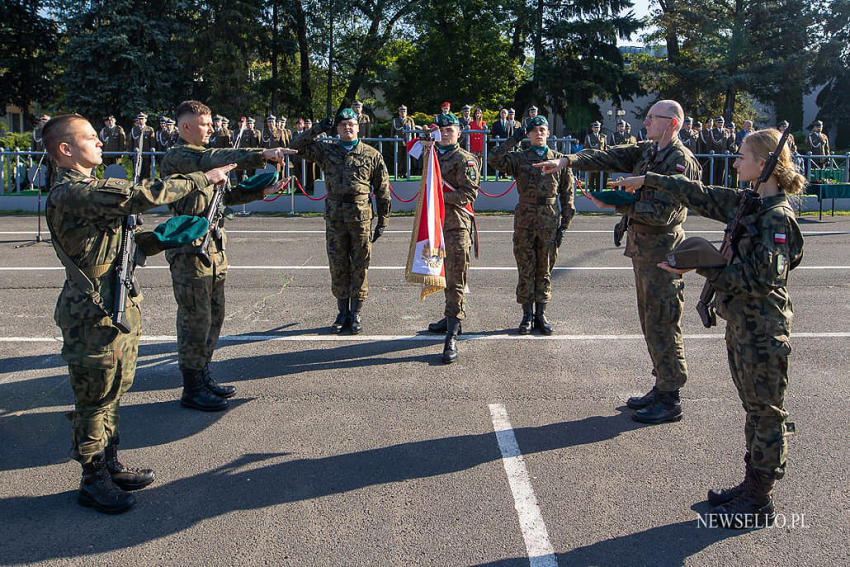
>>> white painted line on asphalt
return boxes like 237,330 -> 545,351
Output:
489,403 -> 558,567
3,265 -> 850,272
3,331 -> 848,343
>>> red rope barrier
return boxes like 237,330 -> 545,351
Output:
294,177 -> 327,201
478,180 -> 516,198
262,178 -> 291,202
388,181 -> 419,202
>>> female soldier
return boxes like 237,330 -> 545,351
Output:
613,129 -> 804,528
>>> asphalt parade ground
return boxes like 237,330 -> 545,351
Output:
0,212 -> 848,566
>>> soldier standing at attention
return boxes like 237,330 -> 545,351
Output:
488,116 -> 575,334
277,116 -> 292,147
806,120 -> 830,167
353,101 -> 371,140
127,113 -> 155,179
212,117 -> 233,149
160,100 -> 296,411
392,105 -> 417,178
584,121 -> 607,189
262,115 -> 278,149
423,113 -> 481,364
678,117 -> 698,153
507,108 -> 520,131
42,113 -> 234,512
614,128 -> 805,529
624,123 -> 636,144
612,120 -> 631,146
536,100 -> 701,424
156,117 -> 173,153
208,115 -> 222,148
99,115 -> 126,165
292,109 -> 390,333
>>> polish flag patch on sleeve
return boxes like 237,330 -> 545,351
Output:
774,233 -> 786,243
675,163 -> 686,172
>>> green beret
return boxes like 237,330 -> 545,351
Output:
237,171 -> 279,191
529,116 -> 548,128
336,108 -> 357,122
136,215 -> 211,256
435,113 -> 460,127
667,236 -> 726,269
589,190 -> 638,206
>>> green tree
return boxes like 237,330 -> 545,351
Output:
0,1 -> 60,125
811,0 -> 850,147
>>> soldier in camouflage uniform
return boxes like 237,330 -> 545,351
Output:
292,108 -> 391,334
99,115 -> 126,165
127,113 -> 155,179
160,101 -> 295,412
423,113 -> 480,364
584,121 -> 607,190
537,100 -> 701,424
42,114 -> 232,513
614,128 -> 804,529
488,116 -> 574,334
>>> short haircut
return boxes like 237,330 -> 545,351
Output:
175,100 -> 212,123
42,114 -> 87,160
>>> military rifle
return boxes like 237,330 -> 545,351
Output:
695,125 -> 792,327
196,180 -> 227,268
113,214 -> 140,333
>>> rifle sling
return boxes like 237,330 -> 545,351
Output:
46,218 -> 109,313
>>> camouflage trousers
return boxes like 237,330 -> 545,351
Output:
725,319 -> 790,479
326,218 -> 371,300
513,225 -> 558,304
444,227 -> 472,320
633,260 -> 688,391
62,306 -> 141,464
169,254 -> 227,371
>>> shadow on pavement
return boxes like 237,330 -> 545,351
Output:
0,412 -> 644,563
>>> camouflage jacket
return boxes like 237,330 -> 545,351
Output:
293,125 -> 391,225
46,167 -> 207,337
565,137 -> 701,261
488,137 -> 574,229
644,173 -> 804,332
437,145 -> 480,232
159,138 -> 268,271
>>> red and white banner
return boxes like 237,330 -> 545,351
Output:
405,145 -> 446,299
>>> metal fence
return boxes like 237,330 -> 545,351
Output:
3,133 -> 849,197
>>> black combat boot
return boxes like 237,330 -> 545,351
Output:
632,389 -> 682,424
427,317 -> 462,335
518,304 -> 534,335
331,298 -> 350,333
534,302 -> 553,335
708,453 -> 751,506
181,368 -> 228,412
710,471 -> 776,529
349,298 -> 363,334
78,453 -> 136,514
202,364 -> 236,399
626,386 -> 657,409
442,317 -> 460,364
105,437 -> 155,491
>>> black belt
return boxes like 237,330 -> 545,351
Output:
519,196 -> 557,205
327,194 -> 370,203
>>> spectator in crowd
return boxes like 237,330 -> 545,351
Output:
438,101 -> 451,120
507,108 -> 520,130
736,120 -> 754,147
491,108 -> 513,178
523,106 -> 539,130
777,120 -> 797,154
468,107 -> 487,168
